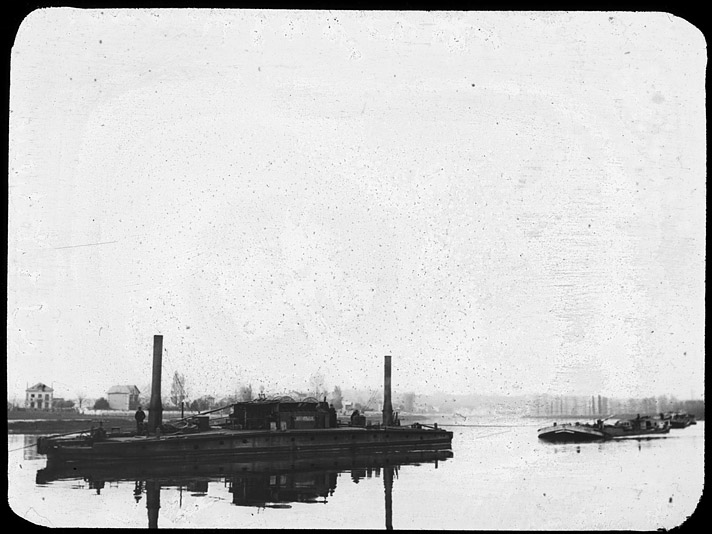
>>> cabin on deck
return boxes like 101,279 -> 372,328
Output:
227,396 -> 337,430
614,415 -> 669,431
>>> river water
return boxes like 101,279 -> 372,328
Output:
8,421 -> 704,529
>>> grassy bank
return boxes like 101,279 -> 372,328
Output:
7,409 -> 195,434
8,416 -> 138,435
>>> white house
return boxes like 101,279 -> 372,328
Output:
25,383 -> 53,410
107,385 -> 141,410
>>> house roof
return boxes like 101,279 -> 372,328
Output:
107,385 -> 140,395
27,383 -> 53,392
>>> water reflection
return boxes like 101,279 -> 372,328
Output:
23,435 -> 44,461
36,449 -> 452,529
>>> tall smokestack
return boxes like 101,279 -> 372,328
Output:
383,355 -> 393,426
148,335 -> 163,433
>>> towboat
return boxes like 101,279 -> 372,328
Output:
601,415 -> 670,440
664,412 -> 696,429
37,336 -> 453,464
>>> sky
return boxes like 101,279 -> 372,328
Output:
7,9 -> 706,403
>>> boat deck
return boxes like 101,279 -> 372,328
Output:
99,425 -> 437,442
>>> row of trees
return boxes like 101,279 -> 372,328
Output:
156,371 -> 347,411
42,370 -> 348,412
528,394 -> 704,418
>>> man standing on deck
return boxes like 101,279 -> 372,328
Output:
135,406 -> 146,434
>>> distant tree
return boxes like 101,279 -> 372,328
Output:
170,372 -> 187,407
189,396 -> 214,412
642,397 -> 656,415
137,384 -> 152,407
239,385 -> 253,402
218,396 -> 237,406
331,386 -> 343,410
76,392 -> 86,410
309,372 -> 326,399
683,400 -> 704,419
53,399 -> 75,409
93,397 -> 110,410
402,392 -> 416,413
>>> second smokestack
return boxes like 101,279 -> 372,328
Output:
148,334 -> 163,433
383,355 -> 393,426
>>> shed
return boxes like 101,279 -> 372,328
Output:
107,385 -> 141,410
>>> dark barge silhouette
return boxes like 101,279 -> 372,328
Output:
38,335 -> 453,463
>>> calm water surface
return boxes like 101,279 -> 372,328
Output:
8,421 -> 704,529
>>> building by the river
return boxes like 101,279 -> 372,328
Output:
25,383 -> 54,410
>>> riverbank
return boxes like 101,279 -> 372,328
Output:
8,417 -> 137,435
7,410 -> 199,434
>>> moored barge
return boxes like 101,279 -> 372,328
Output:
38,335 -> 453,463
538,415 -> 670,443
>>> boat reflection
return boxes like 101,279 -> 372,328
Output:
23,435 -> 44,461
36,448 -> 453,529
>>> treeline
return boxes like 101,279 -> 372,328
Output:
528,394 -> 705,419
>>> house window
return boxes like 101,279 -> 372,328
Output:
30,394 -> 35,398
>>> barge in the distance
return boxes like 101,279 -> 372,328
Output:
537,414 -> 671,443
38,335 -> 453,463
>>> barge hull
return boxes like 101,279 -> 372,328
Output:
40,427 -> 453,464
537,424 -> 607,443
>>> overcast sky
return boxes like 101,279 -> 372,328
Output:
7,9 -> 706,403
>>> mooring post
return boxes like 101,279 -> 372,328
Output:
148,335 -> 163,433
383,355 -> 393,427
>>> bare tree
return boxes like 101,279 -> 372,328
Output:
239,384 -> 253,402
170,371 -> 187,407
331,386 -> 343,410
308,371 -> 326,400
402,392 -> 416,413
76,391 -> 86,411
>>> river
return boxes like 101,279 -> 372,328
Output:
8,421 -> 703,529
